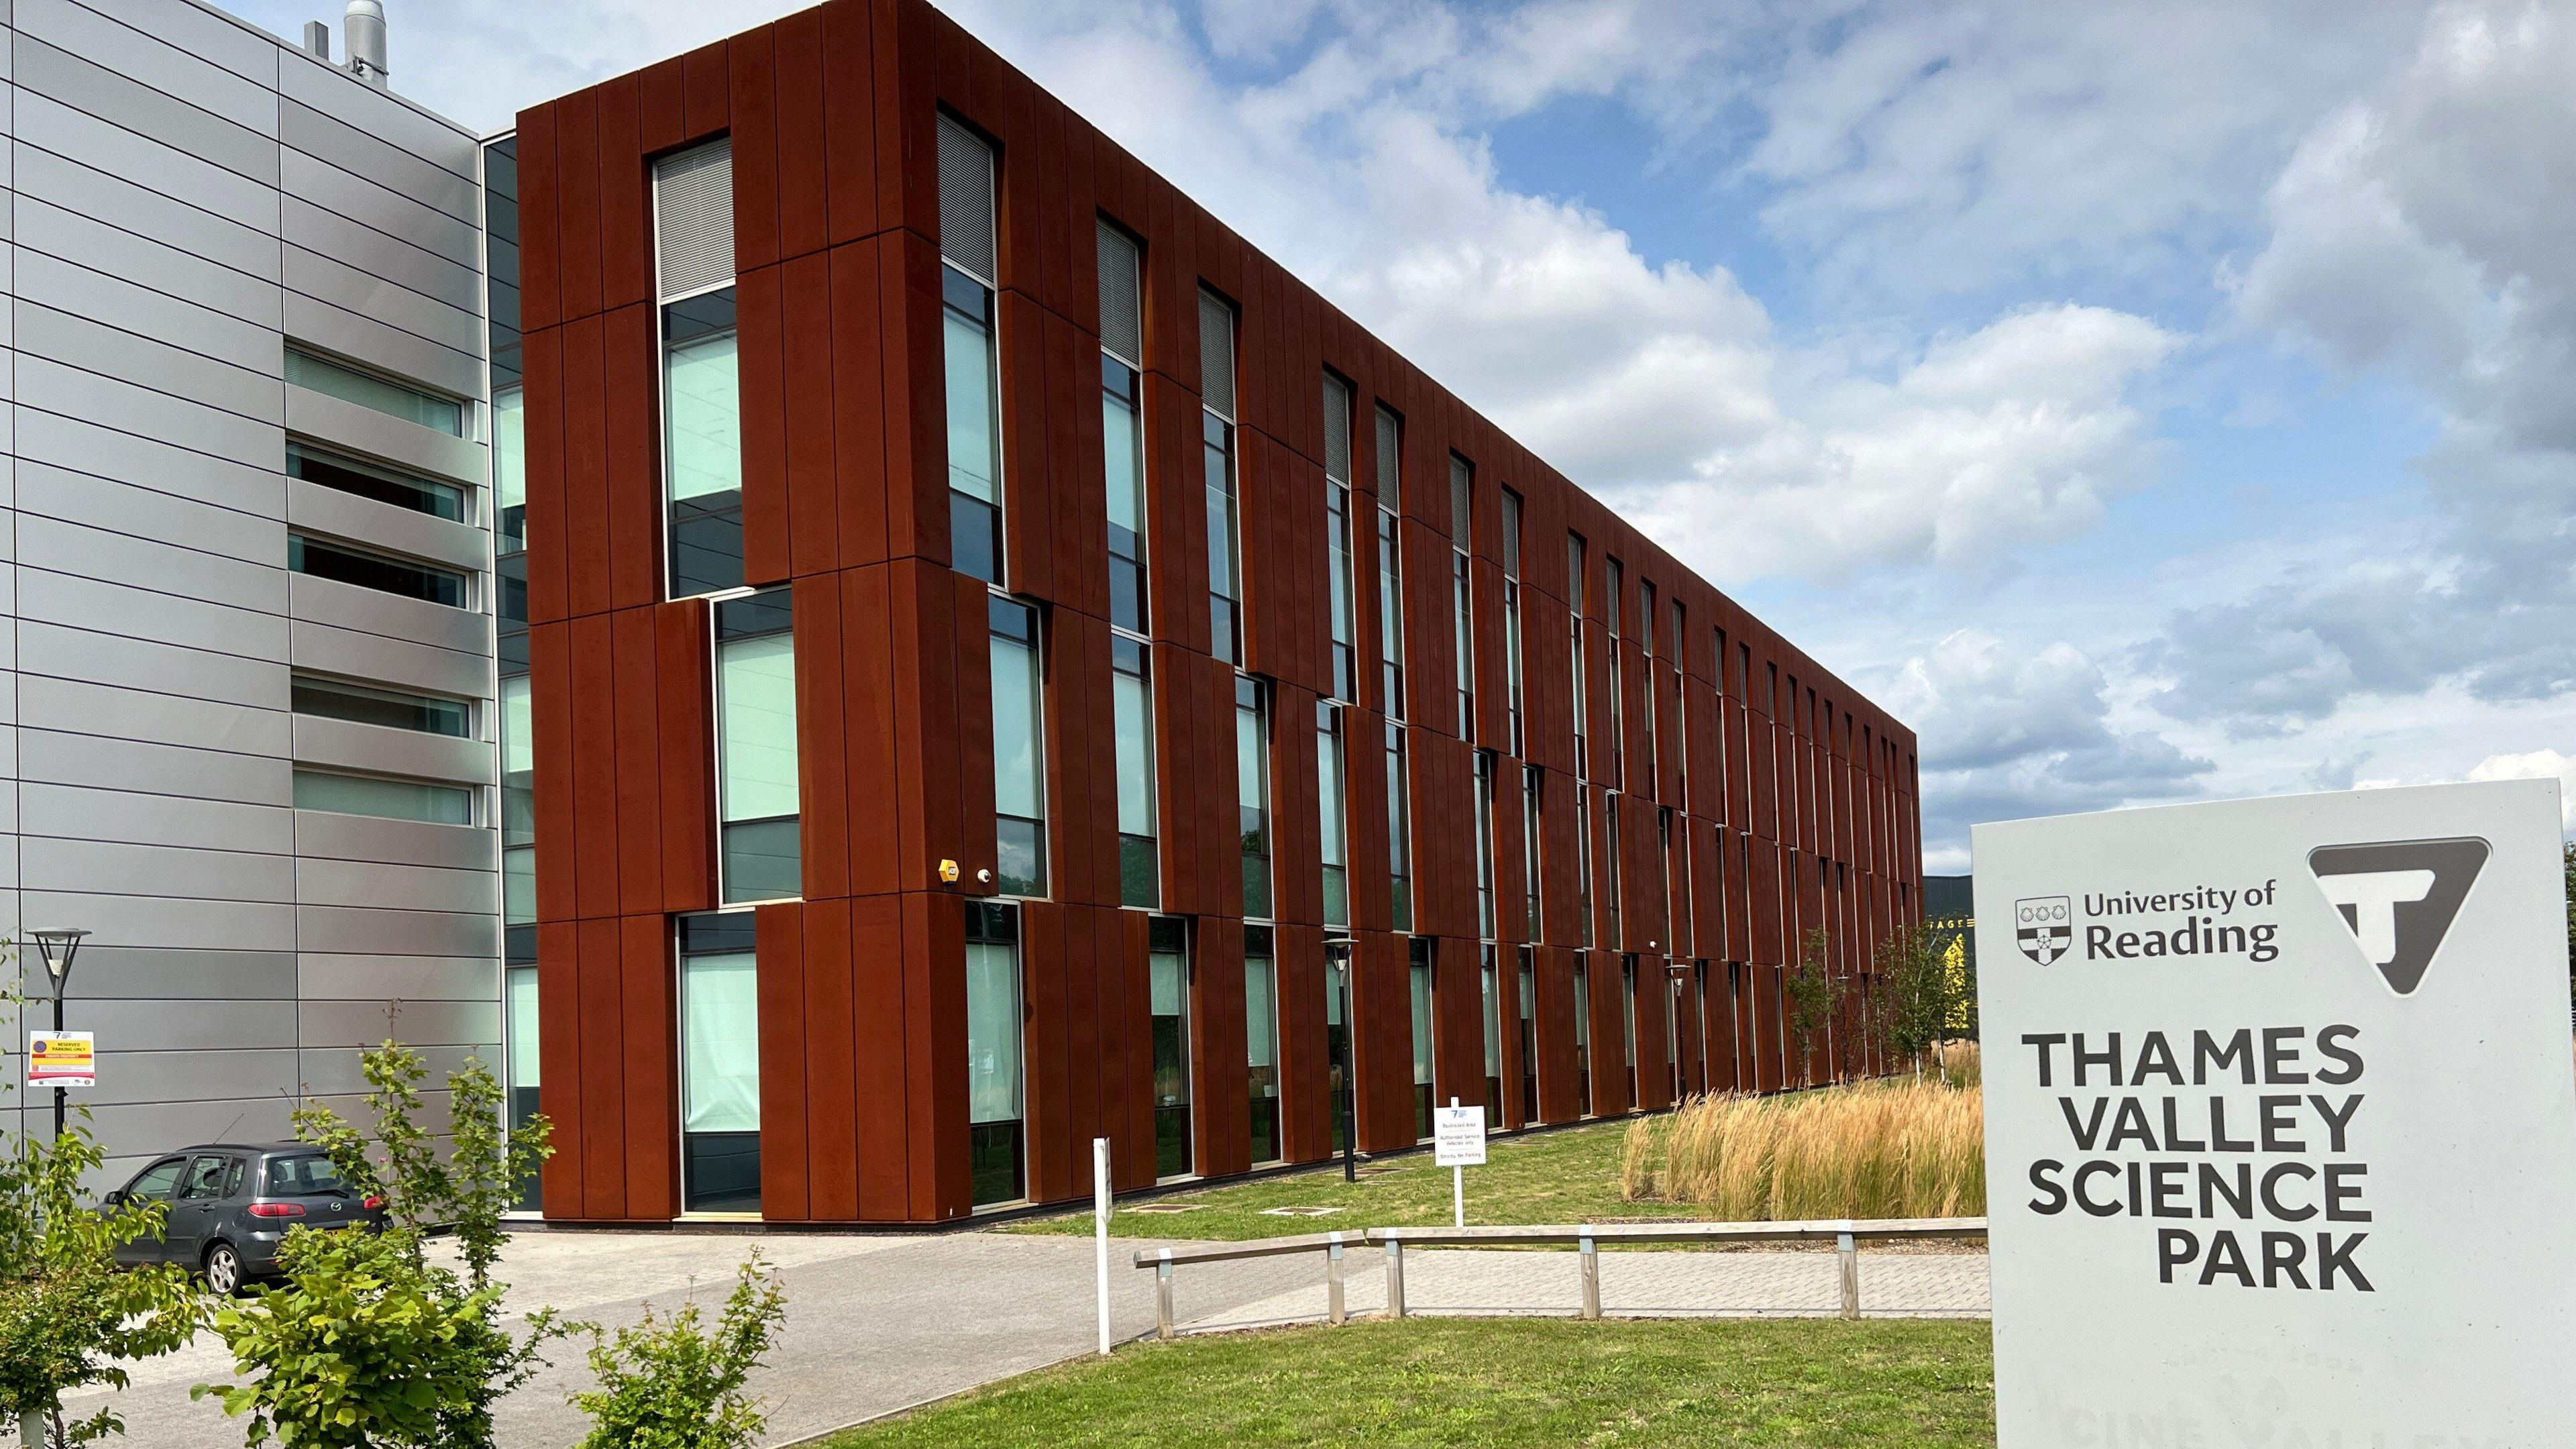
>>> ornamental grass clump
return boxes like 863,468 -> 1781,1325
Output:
1623,1076 -> 1985,1221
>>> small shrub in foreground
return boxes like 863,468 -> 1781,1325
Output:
571,1251 -> 788,1449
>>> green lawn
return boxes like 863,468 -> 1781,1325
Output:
1004,1120 -> 1682,1241
824,1318 -> 1996,1448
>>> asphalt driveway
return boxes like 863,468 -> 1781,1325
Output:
68,1224 -> 1338,1448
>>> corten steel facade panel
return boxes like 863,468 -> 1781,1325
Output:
519,0 -> 1921,1224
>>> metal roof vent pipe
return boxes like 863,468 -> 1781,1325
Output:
344,0 -> 388,87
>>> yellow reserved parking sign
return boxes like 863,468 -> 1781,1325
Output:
27,1032 -> 95,1089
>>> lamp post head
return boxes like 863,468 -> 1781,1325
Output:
29,928 -> 91,998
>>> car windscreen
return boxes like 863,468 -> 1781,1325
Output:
264,1155 -> 354,1197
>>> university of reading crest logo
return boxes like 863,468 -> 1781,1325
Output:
2015,896 -> 2073,965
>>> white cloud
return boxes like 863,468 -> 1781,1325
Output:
1888,630 -> 2212,864
2468,747 -> 2576,829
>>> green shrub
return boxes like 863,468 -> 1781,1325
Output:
571,1251 -> 788,1449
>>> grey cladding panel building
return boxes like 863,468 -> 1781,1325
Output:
1,0 -> 498,1181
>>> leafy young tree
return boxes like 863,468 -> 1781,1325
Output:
1874,922 -> 1951,1081
0,1057 -> 201,1448
570,1252 -> 788,1449
197,1042 -> 561,1449
1783,928 -> 1846,1086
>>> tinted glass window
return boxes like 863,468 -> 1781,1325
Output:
286,348 -> 464,435
289,535 -> 466,608
223,1158 -> 248,1198
292,676 -> 470,737
180,1156 -> 228,1199
288,444 -> 465,521
128,1157 -> 186,1201
293,768 -> 473,825
265,1155 -> 353,1196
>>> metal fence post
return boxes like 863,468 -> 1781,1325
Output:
1327,1233 -> 1347,1326
1578,1229 -> 1601,1321
1837,1228 -> 1860,1320
1387,1236 -> 1407,1319
1156,1252 -> 1176,1340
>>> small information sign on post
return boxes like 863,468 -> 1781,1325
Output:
1434,1099 -> 1486,1227
28,1031 -> 95,1089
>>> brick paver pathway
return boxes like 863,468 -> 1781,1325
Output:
1178,1246 -> 1990,1332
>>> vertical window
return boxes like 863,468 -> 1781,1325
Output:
1201,290 -> 1242,663
1112,638 -> 1159,908
500,675 -> 534,926
1575,783 -> 1596,947
1150,917 -> 1193,1179
716,588 -> 798,904
1375,407 -> 1406,716
1567,533 -> 1589,778
1449,455 -> 1474,737
1693,961 -> 1709,1095
1673,600 -> 1690,801
1409,938 -> 1436,1141
1473,749 -> 1497,941
967,901 -> 1026,1206
1385,721 -> 1413,933
1517,949 -> 1538,1123
1521,765 -> 1543,941
1573,958 -> 1593,1116
506,961 -> 540,1209
1659,806 -> 1678,955
1605,558 -> 1625,790
991,598 -> 1047,897
680,912 -> 759,1213
941,117 -> 1003,584
1605,792 -> 1625,947
1318,702 -> 1348,929
493,386 -> 526,553
1328,949 -> 1353,1155
1481,945 -> 1503,1121
1324,376 -> 1358,702
1246,926 -> 1280,1166
1236,674 -> 1271,920
657,139 -> 740,599
1667,967 -> 1684,1101
1099,222 -> 1149,633
1501,489 -> 1524,756
1640,580 -> 1659,784
1621,955 -> 1641,1107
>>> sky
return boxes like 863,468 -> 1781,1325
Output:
260,0 -> 2576,872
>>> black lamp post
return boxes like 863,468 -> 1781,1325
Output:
1326,936 -> 1357,1183
30,928 -> 91,1142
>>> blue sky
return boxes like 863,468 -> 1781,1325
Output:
268,0 -> 2576,869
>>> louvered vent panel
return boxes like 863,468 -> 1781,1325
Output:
1199,290 -> 1236,417
1323,376 -> 1352,482
655,140 -> 735,301
938,117 -> 998,282
1097,223 -> 1143,366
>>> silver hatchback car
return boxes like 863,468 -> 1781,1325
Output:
107,1142 -> 390,1294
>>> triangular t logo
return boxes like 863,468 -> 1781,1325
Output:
2306,836 -> 2489,995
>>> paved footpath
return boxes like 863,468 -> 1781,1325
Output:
1180,1246 -> 1991,1332
72,1232 -> 1989,1448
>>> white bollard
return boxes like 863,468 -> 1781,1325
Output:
1093,1137 -> 1113,1354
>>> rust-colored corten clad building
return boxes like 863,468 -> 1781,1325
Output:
515,0 -> 1923,1225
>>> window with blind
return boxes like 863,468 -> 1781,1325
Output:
967,900 -> 1026,1206
655,138 -> 741,599
1324,374 -> 1357,702
991,597 -> 1047,897
716,588 -> 798,903
1375,406 -> 1406,716
941,117 -> 1004,584
1100,221 -> 1148,633
1450,455 -> 1474,737
680,911 -> 759,1213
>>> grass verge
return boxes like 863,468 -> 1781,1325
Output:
820,1318 -> 1996,1448
1002,1118 -> 1693,1241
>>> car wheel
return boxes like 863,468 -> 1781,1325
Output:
204,1242 -> 243,1297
